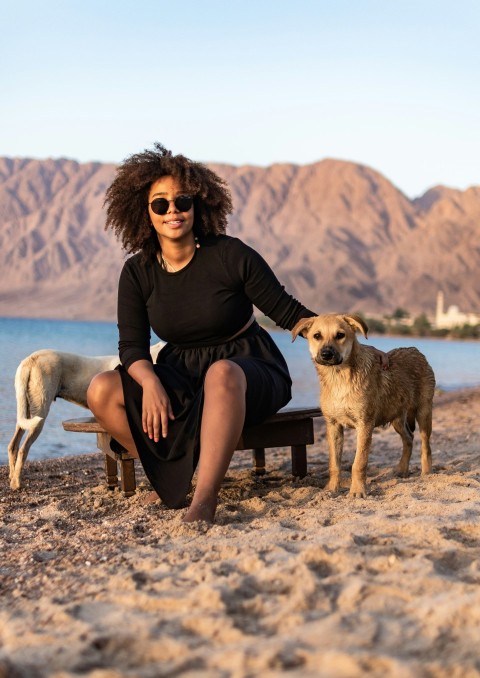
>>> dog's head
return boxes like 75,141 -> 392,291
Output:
291,314 -> 368,366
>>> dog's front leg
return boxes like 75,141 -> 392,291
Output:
350,425 -> 374,498
325,419 -> 344,493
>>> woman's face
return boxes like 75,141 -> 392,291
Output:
148,175 -> 195,246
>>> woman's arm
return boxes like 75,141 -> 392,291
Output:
224,238 -> 316,330
117,260 -> 153,369
117,260 -> 174,440
225,239 -> 389,367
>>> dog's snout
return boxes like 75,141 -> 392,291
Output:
320,346 -> 336,360
316,344 -> 343,366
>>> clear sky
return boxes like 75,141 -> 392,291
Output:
1,0 -> 479,198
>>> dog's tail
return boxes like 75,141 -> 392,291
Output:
14,358 -> 44,430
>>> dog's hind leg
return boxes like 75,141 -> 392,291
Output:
9,420 -> 45,490
392,414 -> 414,477
417,406 -> 433,475
8,426 -> 24,479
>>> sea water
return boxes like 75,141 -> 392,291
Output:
1,316 -> 479,463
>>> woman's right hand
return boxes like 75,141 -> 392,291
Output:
127,360 -> 175,442
141,375 -> 175,442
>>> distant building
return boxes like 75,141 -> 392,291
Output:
435,291 -> 480,329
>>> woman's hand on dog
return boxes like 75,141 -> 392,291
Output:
370,346 -> 389,370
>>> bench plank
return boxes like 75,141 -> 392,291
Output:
63,406 -> 322,496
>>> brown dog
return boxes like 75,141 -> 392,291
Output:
292,314 -> 436,497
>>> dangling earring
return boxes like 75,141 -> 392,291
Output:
194,236 -> 200,249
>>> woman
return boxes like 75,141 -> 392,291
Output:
87,143 -> 381,523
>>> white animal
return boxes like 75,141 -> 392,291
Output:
7,343 -> 164,490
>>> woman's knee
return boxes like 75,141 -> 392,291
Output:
205,360 -> 246,396
87,370 -> 123,413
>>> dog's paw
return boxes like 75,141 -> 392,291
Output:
395,464 -> 410,478
421,460 -> 433,475
9,478 -> 21,491
324,478 -> 341,494
348,484 -> 368,499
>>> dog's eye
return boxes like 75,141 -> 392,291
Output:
335,332 -> 346,340
313,332 -> 322,341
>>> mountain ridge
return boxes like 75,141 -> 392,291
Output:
0,156 -> 478,322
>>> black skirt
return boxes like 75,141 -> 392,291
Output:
117,322 -> 292,508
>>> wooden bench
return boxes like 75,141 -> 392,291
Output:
62,407 -> 322,497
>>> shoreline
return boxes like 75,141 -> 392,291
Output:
2,313 -> 480,341
1,386 -> 480,677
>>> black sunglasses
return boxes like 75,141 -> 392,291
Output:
148,195 -> 194,215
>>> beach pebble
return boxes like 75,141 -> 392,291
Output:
32,550 -> 58,562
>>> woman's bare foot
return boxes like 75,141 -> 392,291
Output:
183,496 -> 217,524
139,490 -> 160,505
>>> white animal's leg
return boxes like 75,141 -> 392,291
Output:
417,407 -> 433,475
8,426 -> 24,477
325,420 -> 344,493
350,425 -> 374,498
392,415 -> 414,477
9,419 -> 45,490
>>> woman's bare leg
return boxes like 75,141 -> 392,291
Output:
183,360 -> 247,523
87,371 -> 139,458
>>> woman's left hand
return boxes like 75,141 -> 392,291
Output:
370,346 -> 389,370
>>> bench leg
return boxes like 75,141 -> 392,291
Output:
104,454 -> 118,490
291,445 -> 307,478
252,448 -> 266,475
97,432 -> 118,490
120,458 -> 136,497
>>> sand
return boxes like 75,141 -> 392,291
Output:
1,387 -> 480,678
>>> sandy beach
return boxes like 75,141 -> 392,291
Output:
1,387 -> 480,677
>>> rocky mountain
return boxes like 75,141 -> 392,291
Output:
0,156 -> 478,322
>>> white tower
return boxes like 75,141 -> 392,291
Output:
436,291 -> 444,327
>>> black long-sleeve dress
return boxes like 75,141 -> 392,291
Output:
117,234 -> 315,508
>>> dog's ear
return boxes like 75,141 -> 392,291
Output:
343,314 -> 368,339
291,317 -> 315,342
